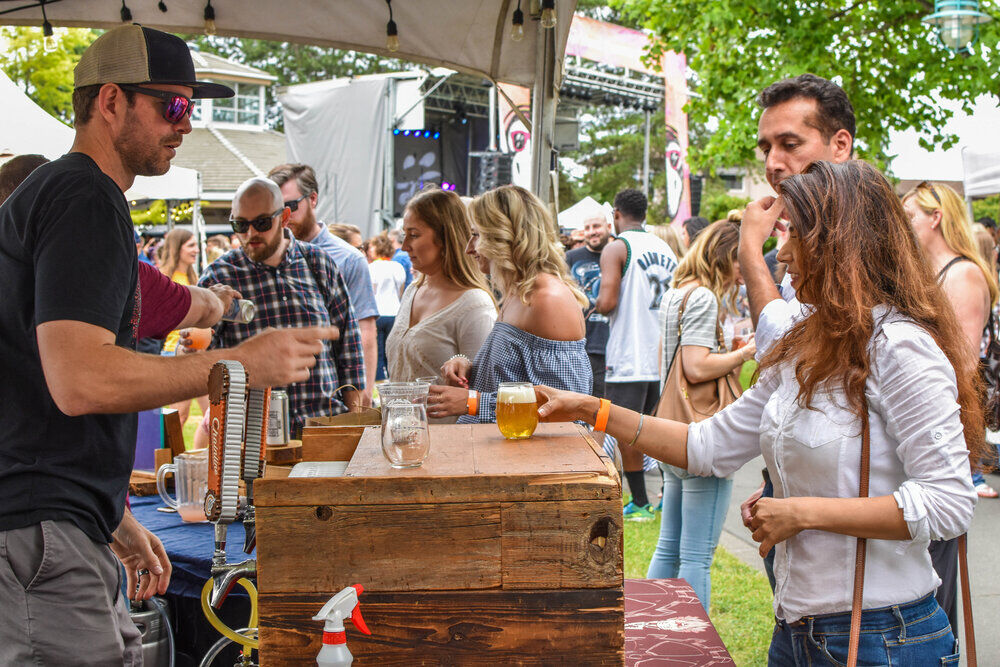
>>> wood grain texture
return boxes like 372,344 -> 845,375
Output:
162,408 -> 185,457
128,470 -> 158,496
265,442 -> 302,465
299,425 -> 366,461
256,503 -> 502,594
501,500 -> 623,590
258,588 -> 624,665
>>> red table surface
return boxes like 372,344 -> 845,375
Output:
625,579 -> 736,666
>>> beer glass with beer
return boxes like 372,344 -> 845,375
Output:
496,382 -> 538,440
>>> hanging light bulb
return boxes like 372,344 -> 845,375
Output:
540,0 -> 557,29
120,0 -> 133,22
39,1 -> 56,53
203,0 -> 217,36
385,0 -> 400,52
511,1 -> 525,41
158,1 -> 168,12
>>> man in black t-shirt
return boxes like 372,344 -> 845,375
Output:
566,213 -> 612,398
0,26 -> 339,664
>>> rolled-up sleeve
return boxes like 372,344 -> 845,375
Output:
876,324 -> 976,550
687,368 -> 779,478
754,299 -> 798,360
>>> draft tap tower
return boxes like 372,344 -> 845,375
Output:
204,360 -> 270,608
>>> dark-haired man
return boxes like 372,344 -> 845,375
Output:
0,26 -> 338,663
680,215 -> 710,248
596,188 -> 678,521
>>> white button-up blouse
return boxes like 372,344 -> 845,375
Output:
687,310 -> 976,622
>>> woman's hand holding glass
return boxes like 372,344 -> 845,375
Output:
426,384 -> 471,418
534,385 -> 598,423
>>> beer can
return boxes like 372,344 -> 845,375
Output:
222,299 -> 256,324
267,390 -> 290,445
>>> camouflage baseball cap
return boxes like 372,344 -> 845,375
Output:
75,24 -> 233,99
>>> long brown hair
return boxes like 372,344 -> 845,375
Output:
405,188 -> 494,303
159,228 -> 197,284
671,219 -> 740,310
762,160 -> 986,465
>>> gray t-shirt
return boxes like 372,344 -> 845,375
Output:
658,285 -> 721,386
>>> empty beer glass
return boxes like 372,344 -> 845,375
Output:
496,382 -> 538,440
382,400 -> 431,468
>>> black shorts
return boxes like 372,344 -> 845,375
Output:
605,380 -> 660,415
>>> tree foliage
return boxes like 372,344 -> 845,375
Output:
616,0 -> 1000,174
0,27 -> 99,124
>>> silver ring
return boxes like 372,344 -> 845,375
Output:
137,569 -> 150,576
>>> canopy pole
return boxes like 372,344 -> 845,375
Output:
193,174 -> 205,273
530,21 -> 557,207
643,110 -> 651,196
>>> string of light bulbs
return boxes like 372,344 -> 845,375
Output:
385,0 -> 399,52
119,0 -> 217,35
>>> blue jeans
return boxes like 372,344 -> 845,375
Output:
646,465 -> 733,610
375,315 -> 395,381
768,592 -> 958,666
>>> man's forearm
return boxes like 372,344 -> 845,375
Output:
739,245 -> 781,328
359,317 -> 377,389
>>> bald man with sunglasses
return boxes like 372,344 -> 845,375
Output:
0,26 -> 339,664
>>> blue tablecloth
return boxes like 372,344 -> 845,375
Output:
129,495 -> 253,600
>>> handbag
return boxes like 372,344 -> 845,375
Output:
847,406 -> 977,667
304,384 -> 381,427
979,311 -> 1000,432
654,287 -> 743,424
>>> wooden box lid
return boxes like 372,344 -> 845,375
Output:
255,423 -> 620,507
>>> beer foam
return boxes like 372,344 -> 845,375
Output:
498,384 -> 536,404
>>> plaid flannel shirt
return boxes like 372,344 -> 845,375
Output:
198,230 -> 365,431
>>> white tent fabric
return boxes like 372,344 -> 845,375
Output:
2,70 -> 200,201
888,95 -> 1000,183
4,0 -> 577,88
963,148 -> 1000,198
557,195 -> 612,230
281,77 -> 390,238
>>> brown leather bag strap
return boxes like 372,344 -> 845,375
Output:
959,532 -> 977,666
847,407 -> 871,667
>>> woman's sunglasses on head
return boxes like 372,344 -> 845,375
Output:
117,83 -> 194,124
230,210 -> 283,234
917,180 -> 942,206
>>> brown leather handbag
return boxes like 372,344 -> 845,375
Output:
846,407 -> 976,667
654,287 -> 743,424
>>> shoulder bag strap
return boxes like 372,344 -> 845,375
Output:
959,533 -> 977,666
847,407 -> 871,667
667,287 -> 698,373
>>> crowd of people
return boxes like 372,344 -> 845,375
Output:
1,22 -> 997,667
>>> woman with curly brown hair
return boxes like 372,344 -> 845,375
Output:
535,160 -> 980,665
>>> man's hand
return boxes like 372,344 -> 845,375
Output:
440,357 -> 471,387
749,497 -> 805,557
208,283 -> 240,316
741,482 -> 766,528
739,196 -> 786,251
111,508 -> 171,601
235,326 -> 340,388
426,385 -> 470,418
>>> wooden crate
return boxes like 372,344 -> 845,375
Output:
254,422 -> 624,665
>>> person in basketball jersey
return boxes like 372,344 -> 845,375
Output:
595,188 -> 678,520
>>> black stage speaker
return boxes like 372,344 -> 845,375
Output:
469,151 -> 513,195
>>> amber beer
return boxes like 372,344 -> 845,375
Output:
496,382 -> 538,440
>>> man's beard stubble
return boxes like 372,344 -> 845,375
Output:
244,230 -> 284,264
114,114 -> 178,178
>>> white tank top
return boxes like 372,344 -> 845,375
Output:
606,229 -> 678,382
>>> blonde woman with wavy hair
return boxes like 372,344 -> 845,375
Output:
426,185 -> 592,422
384,188 -> 497,402
904,181 -> 1000,504
645,219 -> 755,608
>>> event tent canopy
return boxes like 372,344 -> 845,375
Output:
2,70 -> 200,201
2,0 -> 576,88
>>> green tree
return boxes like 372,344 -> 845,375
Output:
617,0 -> 1000,174
184,35 -> 405,129
0,27 -> 99,124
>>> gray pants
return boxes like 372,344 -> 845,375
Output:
0,520 -> 143,666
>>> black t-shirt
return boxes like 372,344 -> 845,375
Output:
565,245 -> 610,354
0,153 -> 139,544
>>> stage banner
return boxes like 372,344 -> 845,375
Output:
497,83 -> 533,189
565,15 -> 691,224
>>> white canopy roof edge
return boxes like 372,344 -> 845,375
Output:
2,0 -> 577,88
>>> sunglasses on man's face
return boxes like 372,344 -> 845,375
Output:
284,195 -> 307,212
230,209 -> 283,234
118,84 -> 195,124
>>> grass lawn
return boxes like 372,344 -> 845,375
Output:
181,400 -> 203,448
624,511 -> 773,665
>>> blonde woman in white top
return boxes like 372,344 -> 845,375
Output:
385,188 -> 496,418
535,161 -> 982,665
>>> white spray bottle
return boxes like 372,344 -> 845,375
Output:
312,584 -> 371,666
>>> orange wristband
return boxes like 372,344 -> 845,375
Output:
594,398 -> 611,432
467,389 -> 478,416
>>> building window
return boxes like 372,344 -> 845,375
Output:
209,80 -> 262,125
192,99 -> 204,122
720,173 -> 744,191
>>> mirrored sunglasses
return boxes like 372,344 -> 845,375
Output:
118,83 -> 194,124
